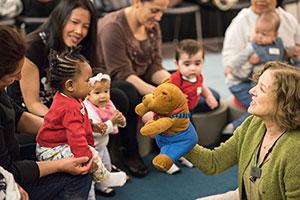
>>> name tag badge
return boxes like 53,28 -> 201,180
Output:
197,87 -> 202,95
269,48 -> 280,55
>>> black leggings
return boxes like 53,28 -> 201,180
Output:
110,81 -> 142,156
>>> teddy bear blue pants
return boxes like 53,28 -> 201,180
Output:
155,122 -> 198,161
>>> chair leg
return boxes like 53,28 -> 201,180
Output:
195,10 -> 202,41
173,15 -> 182,43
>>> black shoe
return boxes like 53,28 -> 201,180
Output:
111,164 -> 122,172
127,164 -> 148,178
123,154 -> 148,178
95,187 -> 116,197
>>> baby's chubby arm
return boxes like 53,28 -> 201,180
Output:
201,84 -> 218,109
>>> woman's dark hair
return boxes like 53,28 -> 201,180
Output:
0,26 -> 26,79
252,61 -> 300,131
48,48 -> 88,92
27,0 -> 98,69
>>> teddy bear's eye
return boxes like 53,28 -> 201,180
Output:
162,91 -> 168,95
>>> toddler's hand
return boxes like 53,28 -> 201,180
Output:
224,66 -> 233,77
92,122 -> 107,135
248,53 -> 260,65
286,44 -> 300,58
295,44 -> 300,57
117,112 -> 126,127
111,110 -> 125,126
206,95 -> 218,110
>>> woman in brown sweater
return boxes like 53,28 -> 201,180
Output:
97,0 -> 220,177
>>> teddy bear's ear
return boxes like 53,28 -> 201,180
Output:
161,77 -> 171,84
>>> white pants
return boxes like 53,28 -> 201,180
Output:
88,147 -> 112,200
36,143 -> 109,182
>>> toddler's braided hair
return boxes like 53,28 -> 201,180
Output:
48,46 -> 88,92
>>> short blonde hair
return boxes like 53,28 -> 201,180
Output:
252,61 -> 300,131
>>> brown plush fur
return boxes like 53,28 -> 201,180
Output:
135,80 -> 190,171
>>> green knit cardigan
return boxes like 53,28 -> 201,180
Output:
185,115 -> 300,199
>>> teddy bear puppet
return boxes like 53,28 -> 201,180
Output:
135,80 -> 198,172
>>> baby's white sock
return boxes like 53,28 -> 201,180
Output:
101,171 -> 127,187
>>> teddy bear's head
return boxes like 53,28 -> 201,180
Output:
136,82 -> 188,116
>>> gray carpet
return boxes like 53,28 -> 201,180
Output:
96,153 -> 237,200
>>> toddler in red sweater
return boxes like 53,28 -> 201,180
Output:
36,50 -> 127,188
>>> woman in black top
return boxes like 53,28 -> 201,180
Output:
7,0 -> 148,178
7,0 -> 98,114
0,25 -> 93,200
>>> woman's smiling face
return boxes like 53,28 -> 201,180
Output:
135,0 -> 169,28
63,7 -> 91,47
248,69 -> 277,119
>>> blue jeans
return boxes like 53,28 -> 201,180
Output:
23,172 -> 92,200
229,80 -> 253,108
232,112 -> 250,129
229,81 -> 253,129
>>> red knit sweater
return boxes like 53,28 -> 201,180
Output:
170,71 -> 203,110
36,92 -> 94,159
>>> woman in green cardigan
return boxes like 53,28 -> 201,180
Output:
186,61 -> 300,199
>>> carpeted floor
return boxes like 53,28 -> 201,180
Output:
96,153 -> 237,200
